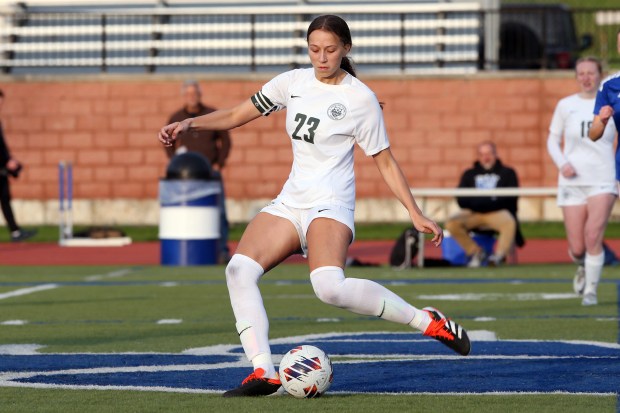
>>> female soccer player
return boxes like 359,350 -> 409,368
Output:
547,56 -> 617,306
159,14 -> 470,397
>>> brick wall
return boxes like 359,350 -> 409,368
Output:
0,72 -> 578,204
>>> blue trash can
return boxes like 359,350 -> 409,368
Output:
441,231 -> 496,266
159,152 -> 220,266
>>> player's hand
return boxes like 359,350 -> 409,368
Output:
158,119 -> 190,147
6,158 -> 19,171
158,122 -> 180,147
560,163 -> 576,178
600,105 -> 614,123
412,216 -> 443,247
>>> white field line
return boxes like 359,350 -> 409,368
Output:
1,268 -> 136,325
329,390 -> 618,396
0,344 -> 44,354
0,361 -> 246,381
1,356 -> 618,395
0,284 -> 59,301
1,320 -> 28,325
416,293 -> 579,301
0,381 -> 223,394
1,267 -> 136,301
0,354 -> 613,380
1,330 -> 619,395
84,268 -> 134,281
0,268 -> 136,302
156,319 -> 182,324
0,380 -> 616,397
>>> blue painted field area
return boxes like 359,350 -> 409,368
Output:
2,332 -> 619,395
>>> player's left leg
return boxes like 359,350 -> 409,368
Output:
582,193 -> 617,306
562,204 -> 587,295
307,217 -> 470,356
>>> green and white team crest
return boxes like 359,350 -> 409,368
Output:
327,103 -> 346,120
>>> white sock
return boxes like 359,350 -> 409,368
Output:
309,266 -> 428,331
251,353 -> 276,379
225,254 -> 276,379
409,309 -> 432,332
583,252 -> 604,297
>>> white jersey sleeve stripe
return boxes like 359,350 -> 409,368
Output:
251,91 -> 281,116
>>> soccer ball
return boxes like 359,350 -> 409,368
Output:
278,345 -> 333,398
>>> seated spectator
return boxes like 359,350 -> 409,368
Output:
444,141 -> 524,267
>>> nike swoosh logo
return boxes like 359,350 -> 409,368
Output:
318,209 -> 329,213
237,326 -> 251,336
290,95 -> 301,98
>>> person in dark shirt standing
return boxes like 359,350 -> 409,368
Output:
166,80 -> 232,263
0,89 -> 36,242
445,141 -> 524,267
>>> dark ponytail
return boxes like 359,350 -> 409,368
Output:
307,14 -> 357,78
340,56 -> 356,78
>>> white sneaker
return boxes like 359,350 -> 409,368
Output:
573,266 -> 585,296
467,250 -> 487,268
581,292 -> 597,306
487,254 -> 503,267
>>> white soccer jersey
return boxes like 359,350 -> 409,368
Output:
251,68 -> 390,209
547,93 -> 616,186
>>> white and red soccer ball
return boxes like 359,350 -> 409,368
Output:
278,345 -> 333,398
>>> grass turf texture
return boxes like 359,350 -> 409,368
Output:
0,263 -> 618,412
10,220 -> 620,243
0,389 -> 612,413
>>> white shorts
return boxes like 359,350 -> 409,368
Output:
557,184 -> 618,207
260,199 -> 355,258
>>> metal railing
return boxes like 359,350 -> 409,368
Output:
412,187 -> 558,268
1,1 -> 619,75
0,2 -> 486,75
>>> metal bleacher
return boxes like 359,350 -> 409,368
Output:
0,0 -> 493,75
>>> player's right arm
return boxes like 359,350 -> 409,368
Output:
159,98 -> 261,147
546,99 -> 575,177
589,106 -> 614,141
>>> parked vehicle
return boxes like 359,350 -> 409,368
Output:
498,3 -> 592,69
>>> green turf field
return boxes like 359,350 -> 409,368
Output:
0,263 -> 619,412
12,220 -> 620,243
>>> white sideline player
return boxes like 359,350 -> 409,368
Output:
547,56 -> 617,306
158,14 -> 471,397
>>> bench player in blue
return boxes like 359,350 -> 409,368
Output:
589,29 -> 620,306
